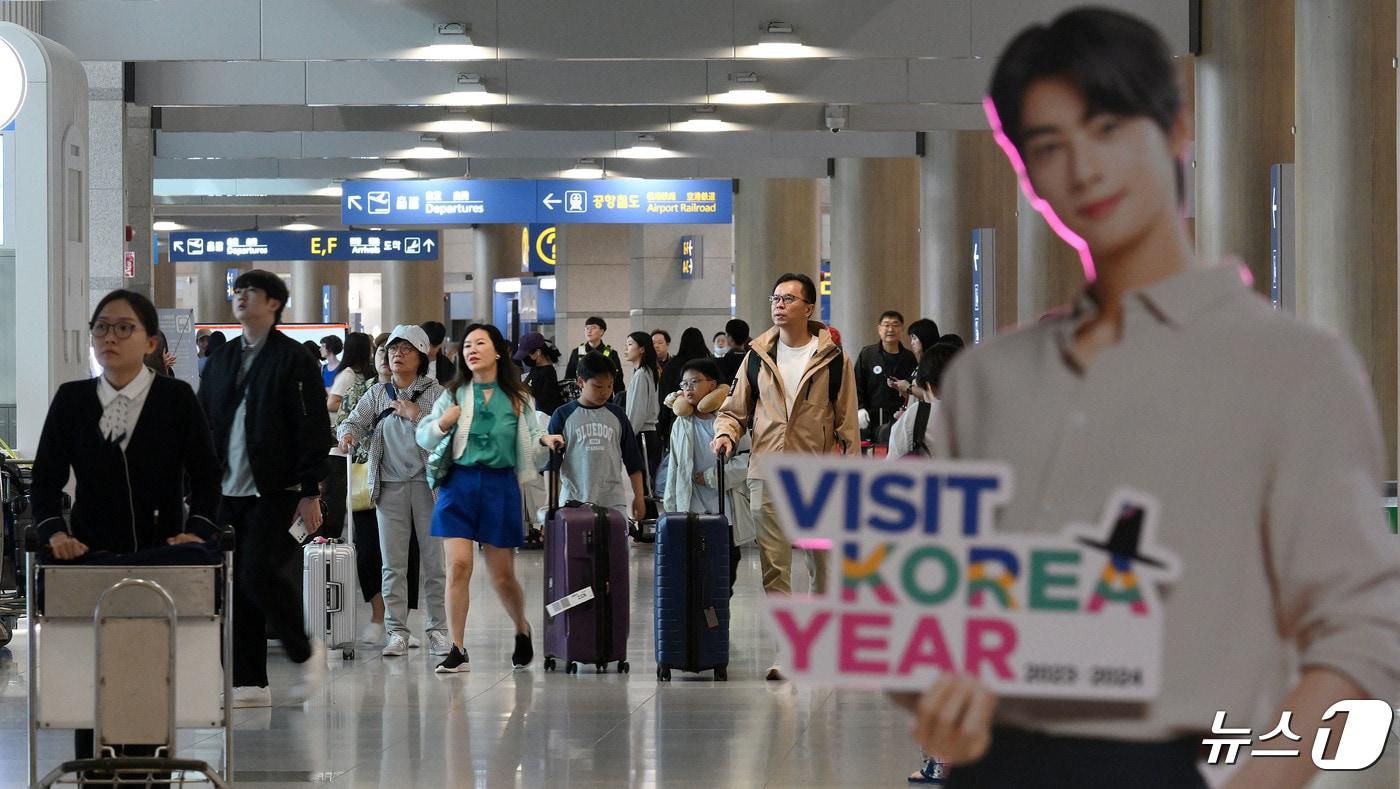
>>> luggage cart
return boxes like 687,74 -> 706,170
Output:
25,527 -> 235,788
0,456 -> 41,648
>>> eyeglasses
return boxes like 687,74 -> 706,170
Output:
768,294 -> 809,306
678,379 -> 714,390
386,344 -> 417,356
90,320 -> 140,339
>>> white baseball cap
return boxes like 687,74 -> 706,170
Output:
386,324 -> 431,356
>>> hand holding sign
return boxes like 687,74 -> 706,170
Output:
757,454 -> 1180,702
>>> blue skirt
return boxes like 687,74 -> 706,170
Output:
430,465 -> 524,548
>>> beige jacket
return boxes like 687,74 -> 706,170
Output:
714,321 -> 860,479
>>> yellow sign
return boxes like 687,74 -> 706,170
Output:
311,236 -> 339,257
536,226 -> 557,266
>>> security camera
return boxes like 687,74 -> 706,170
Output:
824,104 -> 849,133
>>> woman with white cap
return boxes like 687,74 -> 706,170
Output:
337,324 -> 449,658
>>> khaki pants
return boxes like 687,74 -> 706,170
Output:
748,478 -> 829,595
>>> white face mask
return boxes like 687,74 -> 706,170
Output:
713,345 -> 727,357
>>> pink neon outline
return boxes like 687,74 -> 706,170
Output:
982,96 -> 1097,282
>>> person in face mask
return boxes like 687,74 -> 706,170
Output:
712,331 -> 730,358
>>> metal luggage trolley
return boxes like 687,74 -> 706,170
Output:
25,527 -> 235,788
0,454 -> 40,647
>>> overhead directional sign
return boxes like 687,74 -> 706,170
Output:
168,230 -> 440,263
341,178 -> 733,226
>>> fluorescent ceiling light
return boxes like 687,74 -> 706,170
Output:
494,279 -> 522,294
152,220 -> 182,232
430,109 -> 489,133
618,133 -> 672,159
751,21 -> 811,58
284,217 -> 318,232
675,105 -> 728,132
718,72 -> 774,105
564,158 -> 604,178
404,133 -> 453,159
366,159 -> 416,179
312,182 -> 343,197
441,73 -> 494,106
540,276 -> 557,291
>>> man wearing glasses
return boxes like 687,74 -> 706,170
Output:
197,269 -> 333,708
712,272 -> 859,681
854,310 -> 917,442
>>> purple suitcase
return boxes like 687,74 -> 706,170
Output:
541,450 -> 631,674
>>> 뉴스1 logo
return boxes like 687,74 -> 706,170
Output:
1204,700 -> 1397,770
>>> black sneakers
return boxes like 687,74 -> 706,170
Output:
434,645 -> 470,673
512,630 -> 534,668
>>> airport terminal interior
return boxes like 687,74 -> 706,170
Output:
0,0 -> 1398,786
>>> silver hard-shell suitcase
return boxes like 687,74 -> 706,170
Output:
303,454 -> 358,659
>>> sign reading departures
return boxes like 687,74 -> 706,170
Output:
169,230 -> 440,263
340,178 -> 733,226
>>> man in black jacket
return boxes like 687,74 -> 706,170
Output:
198,269 -> 332,708
420,320 -> 456,385
562,316 -> 625,394
715,318 -> 750,387
854,310 -> 917,441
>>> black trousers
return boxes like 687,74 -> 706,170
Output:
945,727 -> 1207,789
222,493 -> 313,688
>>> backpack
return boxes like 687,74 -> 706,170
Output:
744,343 -> 845,423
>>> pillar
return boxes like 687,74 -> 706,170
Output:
290,259 -> 349,324
554,224 -> 631,353
196,263 -> 245,324
152,246 -> 175,309
829,158 -> 920,343
381,257 -> 445,330
630,224 -> 734,345
1296,0 -> 1397,475
920,131 -> 1019,340
1194,0 -> 1294,290
733,178 -> 820,328
474,224 -> 523,327
1016,190 -> 1084,322
85,61 -> 126,309
124,104 -> 155,298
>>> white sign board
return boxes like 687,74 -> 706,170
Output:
158,308 -> 197,389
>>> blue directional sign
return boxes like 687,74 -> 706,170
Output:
341,178 -> 732,226
168,230 -> 440,263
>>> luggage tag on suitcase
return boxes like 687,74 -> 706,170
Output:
546,586 -> 596,618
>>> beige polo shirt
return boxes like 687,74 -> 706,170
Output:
937,261 -> 1400,741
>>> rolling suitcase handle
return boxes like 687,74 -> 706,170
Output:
714,448 -> 727,520
343,453 -> 355,547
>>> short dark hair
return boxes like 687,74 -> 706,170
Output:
320,334 -> 343,355
341,332 -> 375,377
681,357 -> 721,381
772,273 -> 817,306
989,8 -> 1182,199
917,341 -> 963,391
585,316 -> 608,332
233,269 -> 289,324
650,329 -> 671,344
576,351 -> 615,383
879,310 -> 904,324
420,320 -> 447,347
906,318 -> 941,350
724,318 -> 750,344
713,331 -> 727,342
90,289 -> 159,338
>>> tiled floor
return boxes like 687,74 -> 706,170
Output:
2,545 -> 1394,788
1,547 -> 929,788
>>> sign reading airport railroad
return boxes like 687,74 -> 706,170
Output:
340,178 -> 733,226
760,455 -> 1180,701
168,230 -> 440,263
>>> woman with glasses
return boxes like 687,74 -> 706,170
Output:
30,289 -> 223,760
337,325 -> 448,658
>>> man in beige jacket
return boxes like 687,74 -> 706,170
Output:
712,272 -> 860,680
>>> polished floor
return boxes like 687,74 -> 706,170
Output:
1,546 -> 933,788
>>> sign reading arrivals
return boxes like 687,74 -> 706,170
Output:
169,230 -> 440,263
341,178 -> 732,226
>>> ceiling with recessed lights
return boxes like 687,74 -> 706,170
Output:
32,0 -> 1190,227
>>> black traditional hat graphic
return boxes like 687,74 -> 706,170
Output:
1077,504 -> 1169,569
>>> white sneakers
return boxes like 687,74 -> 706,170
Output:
382,632 -> 409,657
288,642 -> 328,702
427,631 -> 453,656
228,685 -> 272,709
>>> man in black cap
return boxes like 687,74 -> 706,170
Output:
198,269 -> 333,708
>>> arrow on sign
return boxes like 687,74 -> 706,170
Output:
542,193 -> 561,210
347,195 -> 364,211
172,240 -> 184,253
423,238 -> 436,252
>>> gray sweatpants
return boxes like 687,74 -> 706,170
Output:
377,480 -> 446,636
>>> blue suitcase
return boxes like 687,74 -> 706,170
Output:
653,451 -> 730,681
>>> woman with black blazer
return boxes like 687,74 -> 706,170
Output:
31,289 -> 222,559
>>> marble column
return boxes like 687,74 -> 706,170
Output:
1194,0 -> 1294,288
196,263 -> 245,324
1296,0 -> 1397,474
733,178 -> 820,329
85,61 -> 126,309
290,259 -> 349,324
474,223 -> 524,327
920,131 -> 1019,340
553,224 -> 632,354
830,159 -> 921,341
381,257 -> 445,330
124,104 -> 155,298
